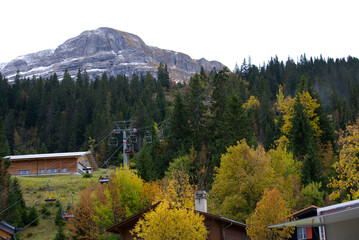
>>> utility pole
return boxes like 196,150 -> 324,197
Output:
113,121 -> 136,167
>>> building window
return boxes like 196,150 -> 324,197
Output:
18,170 -> 24,175
297,227 -> 307,240
47,169 -> 52,173
62,168 -> 67,173
25,170 -> 30,174
53,169 -> 58,173
39,169 -> 45,174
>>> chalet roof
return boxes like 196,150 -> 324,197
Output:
106,202 -> 246,234
106,202 -> 161,233
198,211 -> 247,228
292,205 -> 318,218
4,151 -> 92,161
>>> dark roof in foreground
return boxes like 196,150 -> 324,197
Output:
106,201 -> 246,234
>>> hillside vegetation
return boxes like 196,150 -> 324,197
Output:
14,169 -> 114,239
2,55 -> 359,239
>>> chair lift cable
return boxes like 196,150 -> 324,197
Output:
16,178 -> 89,235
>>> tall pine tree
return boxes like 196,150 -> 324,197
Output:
186,73 -> 207,151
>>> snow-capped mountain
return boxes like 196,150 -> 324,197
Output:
0,27 -> 224,82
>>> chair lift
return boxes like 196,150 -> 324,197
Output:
159,127 -> 164,142
144,130 -> 152,144
61,194 -> 75,219
125,144 -> 134,153
129,134 -> 138,144
99,163 -> 110,184
108,132 -> 118,147
44,181 -> 58,202
99,175 -> 110,184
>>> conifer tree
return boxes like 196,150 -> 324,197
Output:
186,73 -> 207,151
302,144 -> 322,185
54,203 -> 64,227
257,76 -> 275,149
157,63 -> 170,90
289,96 -> 321,185
210,67 -> 244,164
54,224 -> 66,240
154,84 -> 167,122
27,206 -> 39,226
223,94 -> 250,148
288,96 -> 315,158
3,112 -> 15,153
0,119 -> 10,157
2,178 -> 27,227
129,73 -> 142,105
168,92 -> 190,154
0,125 -> 10,219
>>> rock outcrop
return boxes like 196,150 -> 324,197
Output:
0,27 -> 224,82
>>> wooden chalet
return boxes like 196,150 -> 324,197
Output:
4,151 -> 98,176
289,205 -> 319,240
106,191 -> 249,240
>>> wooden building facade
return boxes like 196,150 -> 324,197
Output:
5,151 -> 97,176
106,202 -> 250,240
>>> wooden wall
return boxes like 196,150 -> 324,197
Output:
204,218 -> 250,240
8,157 -> 78,176
0,228 -> 12,239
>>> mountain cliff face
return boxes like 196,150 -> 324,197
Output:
0,27 -> 224,82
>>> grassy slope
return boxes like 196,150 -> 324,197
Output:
14,168 -> 115,239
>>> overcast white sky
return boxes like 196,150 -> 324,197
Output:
0,0 -> 358,69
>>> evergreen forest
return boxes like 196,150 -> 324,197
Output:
2,55 -> 359,238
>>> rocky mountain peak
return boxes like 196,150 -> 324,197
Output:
54,28 -> 146,58
0,27 -> 224,82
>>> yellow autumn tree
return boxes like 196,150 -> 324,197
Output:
159,170 -> 195,208
329,119 -> 359,201
209,139 -> 274,222
242,95 -> 260,111
131,200 -> 207,240
68,185 -> 100,239
92,167 -> 146,227
275,85 -> 322,147
268,146 -> 301,208
246,188 -> 294,240
131,172 -> 207,240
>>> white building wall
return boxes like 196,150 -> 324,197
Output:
326,218 -> 359,240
